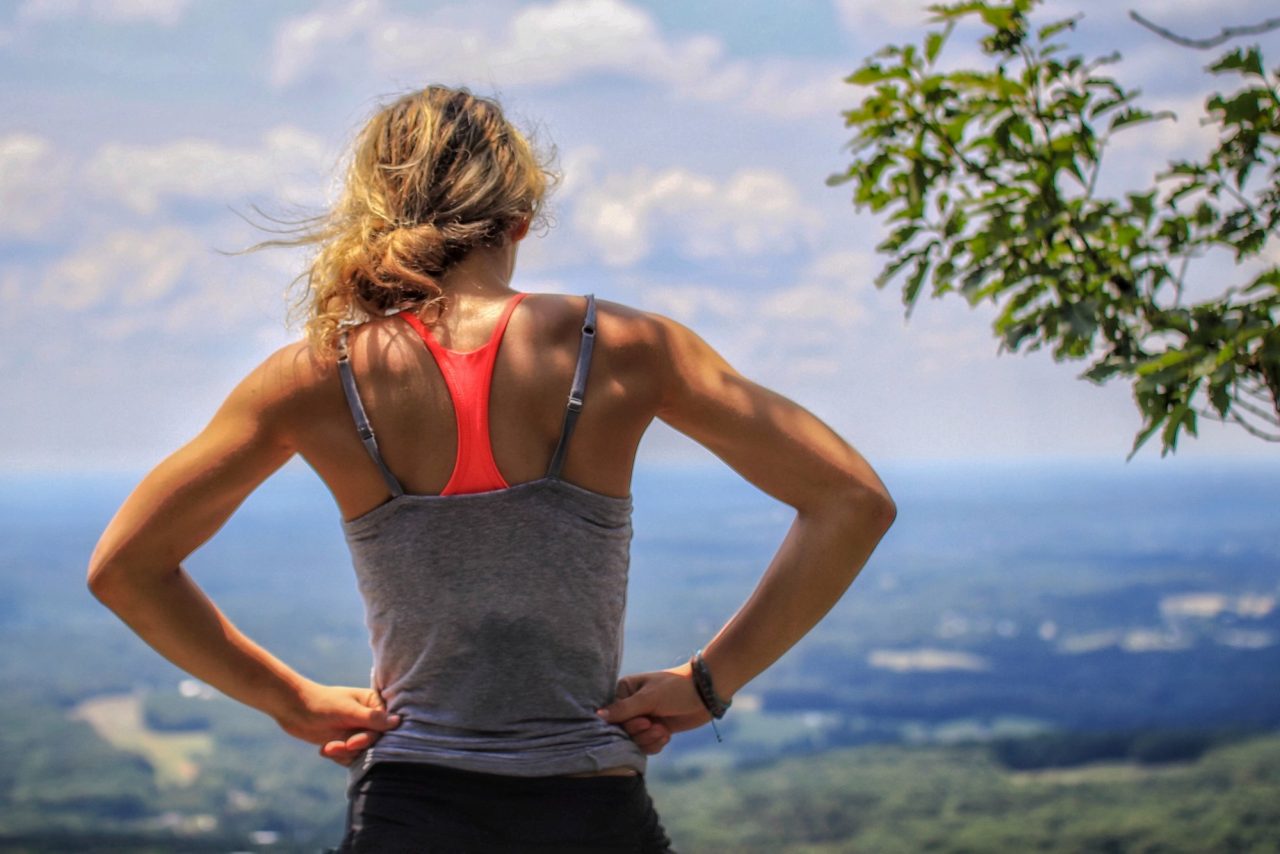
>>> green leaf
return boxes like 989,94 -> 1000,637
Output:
1209,46 -> 1265,79
925,30 -> 945,64
903,254 -> 933,314
1161,401 -> 1193,454
874,251 -> 918,290
1082,359 -> 1123,384
1108,107 -> 1175,132
1128,414 -> 1165,460
1037,15 -> 1080,42
1136,349 -> 1194,376
847,65 -> 888,86
1244,267 -> 1280,294
1209,382 -> 1232,416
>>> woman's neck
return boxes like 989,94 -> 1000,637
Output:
438,241 -> 520,300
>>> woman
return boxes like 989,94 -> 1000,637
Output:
88,86 -> 896,852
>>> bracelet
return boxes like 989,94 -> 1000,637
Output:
690,649 -> 732,720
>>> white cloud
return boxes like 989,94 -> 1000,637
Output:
271,0 -> 387,90
270,0 -> 852,119
639,283 -> 740,326
623,250 -> 874,384
0,134 -> 70,238
82,127 -> 334,215
697,57 -> 851,120
273,0 -> 719,89
17,0 -> 190,26
571,165 -> 823,266
34,227 -> 203,312
833,0 -> 935,35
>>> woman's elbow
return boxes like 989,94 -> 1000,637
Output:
86,546 -> 145,607
86,555 -> 122,603
840,480 -> 897,537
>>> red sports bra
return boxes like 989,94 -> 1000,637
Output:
398,292 -> 528,495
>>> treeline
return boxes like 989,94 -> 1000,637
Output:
987,726 -> 1264,770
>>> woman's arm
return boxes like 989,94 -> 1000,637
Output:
598,314 -> 896,732
87,348 -> 401,759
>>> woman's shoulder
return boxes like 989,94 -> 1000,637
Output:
519,292 -> 677,353
235,339 -> 342,417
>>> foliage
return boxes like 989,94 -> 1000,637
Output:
829,0 -> 1280,455
652,732 -> 1280,853
989,727 -> 1216,769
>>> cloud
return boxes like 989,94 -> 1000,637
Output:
82,127 -> 334,215
833,0 -> 936,35
570,164 -> 824,266
33,227 -> 203,313
623,250 -> 874,382
0,134 -> 71,238
271,0 -> 694,90
270,0 -> 851,119
16,0 -> 190,26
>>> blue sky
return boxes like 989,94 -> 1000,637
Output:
1,0 -> 1277,472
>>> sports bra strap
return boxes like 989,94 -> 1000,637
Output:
337,332 -> 405,498
546,294 -> 597,479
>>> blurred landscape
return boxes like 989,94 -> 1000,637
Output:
1,458 -> 1278,852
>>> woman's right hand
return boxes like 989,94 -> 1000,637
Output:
597,665 -> 713,739
274,681 -> 402,767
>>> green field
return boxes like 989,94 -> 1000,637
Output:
650,734 -> 1280,853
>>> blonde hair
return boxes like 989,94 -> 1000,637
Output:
253,86 -> 557,356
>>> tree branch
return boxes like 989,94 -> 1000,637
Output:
1229,393 -> 1280,427
1238,377 -> 1276,407
1128,12 -> 1280,50
1200,407 -> 1280,441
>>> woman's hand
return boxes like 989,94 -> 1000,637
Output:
619,715 -> 674,755
275,681 -> 402,767
597,665 -> 712,743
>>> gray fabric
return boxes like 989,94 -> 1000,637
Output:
547,294 -> 596,478
337,333 -> 405,498
338,294 -> 646,791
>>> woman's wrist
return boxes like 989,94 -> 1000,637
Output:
690,649 -> 732,718
697,644 -> 744,702
260,672 -> 319,727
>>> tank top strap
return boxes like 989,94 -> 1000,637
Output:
337,332 -> 406,498
546,294 -> 597,479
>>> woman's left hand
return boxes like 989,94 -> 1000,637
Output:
275,681 -> 402,767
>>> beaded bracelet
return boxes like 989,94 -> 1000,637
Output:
690,649 -> 732,742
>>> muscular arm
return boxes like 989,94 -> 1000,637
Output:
87,347 -> 399,756
599,315 -> 895,731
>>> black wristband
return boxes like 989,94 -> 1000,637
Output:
690,649 -> 732,719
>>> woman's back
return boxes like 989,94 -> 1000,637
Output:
292,291 -> 664,522
332,292 -> 650,781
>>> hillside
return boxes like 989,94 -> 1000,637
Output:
650,732 -> 1280,853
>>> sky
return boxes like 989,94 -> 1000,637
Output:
1,0 -> 1277,473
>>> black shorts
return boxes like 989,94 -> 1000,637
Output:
337,762 -> 676,853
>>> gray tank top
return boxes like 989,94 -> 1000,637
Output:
336,294 -> 646,789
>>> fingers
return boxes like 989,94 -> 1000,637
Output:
320,740 -> 356,767
597,684 -> 653,724
623,716 -> 671,755
614,676 -> 639,700
359,707 -> 402,732
622,717 -> 652,736
320,729 -> 382,766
